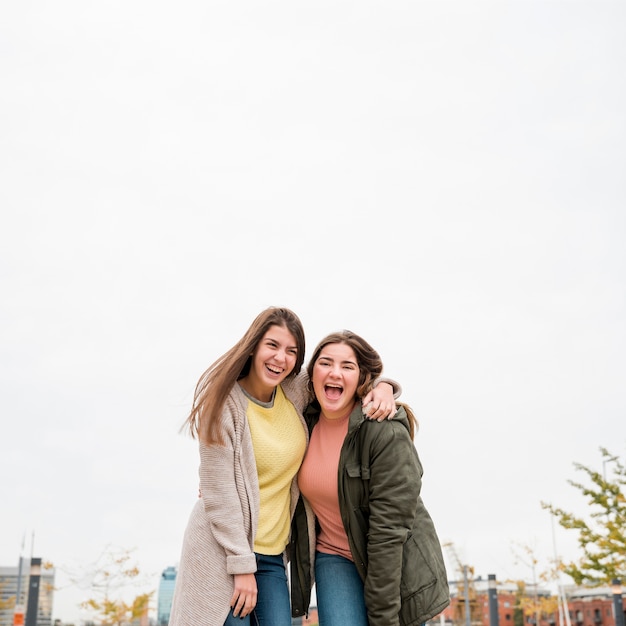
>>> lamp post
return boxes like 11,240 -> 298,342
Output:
24,558 -> 42,626
488,574 -> 499,626
13,555 -> 25,626
612,579 -> 624,626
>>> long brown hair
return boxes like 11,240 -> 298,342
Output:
182,307 -> 306,445
307,330 -> 418,439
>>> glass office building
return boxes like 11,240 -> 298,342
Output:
157,566 -> 177,626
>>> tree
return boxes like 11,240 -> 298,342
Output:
541,447 -> 626,585
67,545 -> 154,626
509,541 -> 566,626
514,580 -> 560,626
510,542 -> 561,626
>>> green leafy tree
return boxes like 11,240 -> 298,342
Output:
541,447 -> 626,585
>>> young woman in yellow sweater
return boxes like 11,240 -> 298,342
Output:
169,307 -> 398,626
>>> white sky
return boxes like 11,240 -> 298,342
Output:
1,1 -> 625,623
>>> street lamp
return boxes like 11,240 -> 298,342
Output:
488,574 -> 499,626
611,579 -> 624,626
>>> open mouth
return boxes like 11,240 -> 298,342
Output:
324,384 -> 343,400
266,364 -> 283,375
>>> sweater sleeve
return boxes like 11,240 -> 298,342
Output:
363,421 -> 421,626
372,376 -> 402,399
198,396 -> 257,575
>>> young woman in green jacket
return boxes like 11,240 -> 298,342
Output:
291,330 -> 450,626
170,309 -> 399,626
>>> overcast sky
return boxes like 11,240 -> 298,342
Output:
1,1 -> 625,623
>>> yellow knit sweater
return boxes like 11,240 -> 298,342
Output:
247,385 -> 307,554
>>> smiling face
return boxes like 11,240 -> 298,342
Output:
311,341 -> 360,419
242,324 -> 299,402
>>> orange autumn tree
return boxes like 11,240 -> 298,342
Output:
511,542 -> 561,626
72,546 -> 153,626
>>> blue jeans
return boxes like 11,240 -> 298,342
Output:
315,551 -> 368,626
224,553 -> 291,626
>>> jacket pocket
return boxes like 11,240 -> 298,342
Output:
399,533 -> 439,625
345,461 -> 366,479
343,461 -> 370,563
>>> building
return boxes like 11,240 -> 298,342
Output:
566,585 -> 626,626
157,566 -> 177,626
0,559 -> 54,626
437,577 -> 626,626
439,577 -> 540,626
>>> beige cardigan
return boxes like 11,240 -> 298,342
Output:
168,372 -> 310,626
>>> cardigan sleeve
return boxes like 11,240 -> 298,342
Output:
372,376 -> 402,399
198,395 -> 257,575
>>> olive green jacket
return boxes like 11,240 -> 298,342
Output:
290,403 -> 450,626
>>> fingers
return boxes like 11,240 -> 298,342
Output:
230,591 -> 257,618
366,382 -> 397,420
230,574 -> 257,618
384,404 -> 398,421
363,401 -> 397,422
